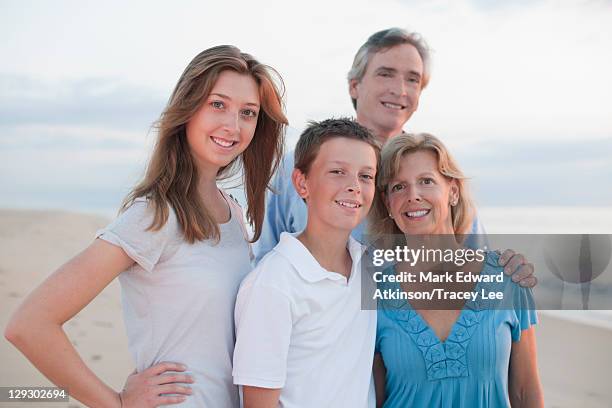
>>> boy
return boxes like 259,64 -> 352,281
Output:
232,118 -> 379,407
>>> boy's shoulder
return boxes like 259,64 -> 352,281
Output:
246,233 -> 317,288
251,245 -> 300,281
237,248 -> 300,303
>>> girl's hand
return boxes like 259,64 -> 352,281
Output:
119,362 -> 194,407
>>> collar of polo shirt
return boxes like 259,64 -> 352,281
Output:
274,232 -> 365,283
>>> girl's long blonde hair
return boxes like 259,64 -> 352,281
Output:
121,45 -> 287,243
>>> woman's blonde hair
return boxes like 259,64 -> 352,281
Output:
121,45 -> 287,243
369,133 -> 475,240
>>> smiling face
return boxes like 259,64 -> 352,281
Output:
293,137 -> 377,233
349,43 -> 424,142
386,150 -> 459,235
186,70 -> 260,175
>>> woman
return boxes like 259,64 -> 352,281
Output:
5,45 -> 287,407
370,133 -> 543,407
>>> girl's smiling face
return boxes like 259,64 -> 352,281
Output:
186,70 -> 260,174
386,149 -> 458,235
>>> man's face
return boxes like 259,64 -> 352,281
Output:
349,43 -> 424,141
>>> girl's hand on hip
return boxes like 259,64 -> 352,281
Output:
119,362 -> 194,407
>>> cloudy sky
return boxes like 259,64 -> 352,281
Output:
1,0 -> 611,215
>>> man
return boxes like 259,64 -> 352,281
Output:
254,27 -> 535,285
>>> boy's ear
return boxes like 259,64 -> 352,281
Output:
292,168 -> 308,201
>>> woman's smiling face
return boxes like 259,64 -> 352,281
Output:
386,149 -> 458,236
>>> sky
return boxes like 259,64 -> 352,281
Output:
1,0 -> 611,215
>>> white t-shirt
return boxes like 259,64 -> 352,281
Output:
232,232 -> 376,408
97,192 -> 252,407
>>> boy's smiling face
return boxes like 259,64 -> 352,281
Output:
292,137 -> 378,233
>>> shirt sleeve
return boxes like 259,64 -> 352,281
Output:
510,285 -> 538,342
464,214 -> 489,250
253,153 -> 295,264
95,199 -> 178,272
232,274 -> 293,389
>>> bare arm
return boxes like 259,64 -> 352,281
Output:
373,352 -> 387,408
508,327 -> 544,407
4,239 -> 191,407
242,385 -> 281,408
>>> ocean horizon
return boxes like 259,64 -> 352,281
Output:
2,202 -> 611,329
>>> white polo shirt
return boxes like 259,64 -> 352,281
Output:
232,232 -> 376,408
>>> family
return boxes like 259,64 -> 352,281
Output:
5,28 -> 543,407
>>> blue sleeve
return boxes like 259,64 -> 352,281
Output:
510,286 -> 538,342
253,153 -> 300,264
464,214 -> 489,249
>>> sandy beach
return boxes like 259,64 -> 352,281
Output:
1,209 -> 611,407
0,210 -> 132,408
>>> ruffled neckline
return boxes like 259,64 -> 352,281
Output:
379,251 -> 501,381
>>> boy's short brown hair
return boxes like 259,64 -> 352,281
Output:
294,118 -> 381,175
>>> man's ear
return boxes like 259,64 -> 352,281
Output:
348,78 -> 360,101
292,168 -> 308,201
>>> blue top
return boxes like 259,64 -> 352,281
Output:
254,152 -> 488,263
376,251 -> 537,408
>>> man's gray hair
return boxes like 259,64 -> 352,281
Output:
347,28 -> 431,109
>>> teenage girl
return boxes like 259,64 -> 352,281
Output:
5,45 -> 287,407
